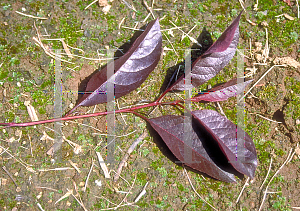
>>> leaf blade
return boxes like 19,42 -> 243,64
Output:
170,12 -> 242,91
71,18 -> 162,111
192,78 -> 253,102
191,109 -> 258,179
148,115 -> 237,183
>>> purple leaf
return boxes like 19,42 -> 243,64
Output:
192,78 -> 253,102
70,18 -> 162,112
148,115 -> 237,183
191,110 -> 258,179
170,12 -> 242,91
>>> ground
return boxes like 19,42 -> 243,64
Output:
0,0 -> 300,210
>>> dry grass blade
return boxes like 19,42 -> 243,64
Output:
134,182 -> 149,203
84,159 -> 94,192
2,166 -> 18,187
96,152 -> 111,178
236,177 -> 250,204
260,157 -> 273,189
258,148 -> 293,211
183,168 -> 218,211
239,65 -> 286,102
114,131 -> 148,182
55,189 -> 73,204
15,11 -> 48,19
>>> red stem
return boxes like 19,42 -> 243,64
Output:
1,100 -> 184,128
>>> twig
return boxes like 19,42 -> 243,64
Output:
72,180 -> 88,211
216,102 -> 226,117
85,0 -> 98,10
134,182 -> 149,203
183,168 -> 218,211
169,20 -> 202,47
238,65 -> 286,102
38,167 -> 74,171
83,159 -> 94,192
15,11 -> 48,19
71,191 -> 88,211
0,145 -> 35,172
236,177 -> 250,203
69,160 -> 81,173
296,0 -> 300,19
122,0 -> 137,12
258,148 -> 293,211
114,175 -> 137,210
255,114 -> 282,123
121,26 -> 144,31
35,186 -> 59,192
260,157 -> 273,189
96,151 -> 111,178
2,166 -> 18,187
262,28 -> 269,63
37,202 -> 45,211
143,0 -> 155,19
114,131 -> 148,182
162,32 -> 179,57
238,0 -> 246,12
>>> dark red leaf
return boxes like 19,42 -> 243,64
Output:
70,18 -> 162,112
170,12 -> 242,91
192,78 -> 253,102
191,110 -> 258,179
148,115 -> 237,183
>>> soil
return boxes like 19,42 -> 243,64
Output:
0,0 -> 300,210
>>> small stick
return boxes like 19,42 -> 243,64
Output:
83,159 -> 94,192
238,0 -> 246,12
260,157 -> 273,189
118,17 -> 125,29
69,160 -> 81,173
255,114 -> 282,123
114,131 -> 148,182
28,134 -> 33,157
296,0 -> 300,19
236,177 -> 249,203
35,186 -> 59,192
238,65 -> 286,102
258,148 -> 293,211
37,202 -> 45,211
71,191 -> 88,211
134,182 -> 149,203
2,166 -> 18,187
122,0 -> 137,12
121,26 -> 144,31
216,102 -> 226,117
162,32 -> 179,57
38,167 -> 74,171
15,11 -> 48,19
143,0 -> 155,19
115,175 -> 137,209
169,20 -> 202,47
85,0 -> 98,10
183,168 -> 218,211
96,152 -> 111,178
72,180 -> 88,211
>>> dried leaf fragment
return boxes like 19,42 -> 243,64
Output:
24,101 -> 39,122
98,0 -> 108,6
283,13 -> 294,20
273,57 -> 300,68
